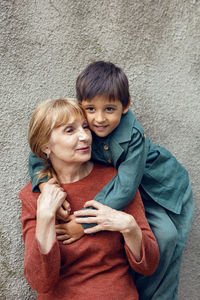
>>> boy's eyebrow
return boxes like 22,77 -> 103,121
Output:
82,103 -> 118,107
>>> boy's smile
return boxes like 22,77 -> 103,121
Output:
82,95 -> 129,137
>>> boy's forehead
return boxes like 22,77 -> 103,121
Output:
83,95 -> 120,103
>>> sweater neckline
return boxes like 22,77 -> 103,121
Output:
61,164 -> 96,187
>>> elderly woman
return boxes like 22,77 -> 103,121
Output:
20,99 -> 159,300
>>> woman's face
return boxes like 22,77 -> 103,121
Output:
46,115 -> 92,166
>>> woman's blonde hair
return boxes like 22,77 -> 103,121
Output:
28,98 -> 86,181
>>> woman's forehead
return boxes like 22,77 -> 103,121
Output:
52,110 -> 86,128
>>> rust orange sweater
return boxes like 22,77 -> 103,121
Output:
20,164 -> 159,300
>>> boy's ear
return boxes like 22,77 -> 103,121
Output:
122,98 -> 131,114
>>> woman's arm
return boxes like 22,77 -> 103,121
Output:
19,179 -> 66,293
36,178 -> 67,253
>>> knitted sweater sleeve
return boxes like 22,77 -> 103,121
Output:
124,190 -> 159,276
19,185 -> 61,293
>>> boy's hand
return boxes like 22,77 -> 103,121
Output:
56,200 -> 71,221
55,215 -> 84,244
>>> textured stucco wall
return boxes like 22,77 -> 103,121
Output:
0,0 -> 199,299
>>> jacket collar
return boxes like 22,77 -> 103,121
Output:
111,110 -> 136,143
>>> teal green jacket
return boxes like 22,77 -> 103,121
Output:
29,110 -> 190,215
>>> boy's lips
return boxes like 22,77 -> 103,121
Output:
93,124 -> 108,131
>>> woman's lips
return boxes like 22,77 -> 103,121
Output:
76,146 -> 90,152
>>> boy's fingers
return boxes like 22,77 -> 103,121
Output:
62,200 -> 71,211
63,238 -> 76,244
56,207 -> 70,221
57,234 -> 70,240
55,228 -> 67,234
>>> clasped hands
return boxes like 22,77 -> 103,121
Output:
40,179 -> 136,245
56,199 -> 136,245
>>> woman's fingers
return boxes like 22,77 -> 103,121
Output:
83,200 -> 103,209
84,225 -> 102,234
48,177 -> 58,184
75,217 -> 98,224
74,209 -> 98,217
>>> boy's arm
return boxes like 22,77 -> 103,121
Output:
29,152 -> 48,192
80,129 -> 148,230
94,129 -> 148,210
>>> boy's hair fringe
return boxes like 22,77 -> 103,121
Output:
76,61 -> 130,108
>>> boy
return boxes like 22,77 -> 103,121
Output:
29,61 -> 193,300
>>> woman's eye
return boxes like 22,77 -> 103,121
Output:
85,107 -> 95,112
65,127 -> 73,133
83,124 -> 90,130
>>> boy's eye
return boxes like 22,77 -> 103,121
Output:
105,107 -> 115,112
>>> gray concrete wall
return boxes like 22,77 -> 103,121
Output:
0,0 -> 199,299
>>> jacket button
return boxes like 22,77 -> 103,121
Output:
104,145 -> 109,150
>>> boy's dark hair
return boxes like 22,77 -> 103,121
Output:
76,61 -> 130,108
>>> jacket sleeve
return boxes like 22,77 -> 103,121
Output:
29,152 -> 48,192
124,190 -> 159,276
19,186 -> 61,293
94,128 -> 148,210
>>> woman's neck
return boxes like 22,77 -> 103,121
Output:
52,161 -> 94,184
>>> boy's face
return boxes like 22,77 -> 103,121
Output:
81,95 -> 129,137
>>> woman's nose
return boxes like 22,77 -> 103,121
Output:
78,128 -> 90,141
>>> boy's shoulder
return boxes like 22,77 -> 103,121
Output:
112,109 -> 145,142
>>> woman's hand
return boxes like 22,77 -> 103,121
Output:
74,200 -> 142,261
37,178 -> 67,217
56,215 -> 84,244
36,178 -> 67,253
74,200 -> 137,234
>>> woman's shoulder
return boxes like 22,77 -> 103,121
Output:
19,182 -> 39,203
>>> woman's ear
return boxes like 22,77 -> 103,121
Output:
41,144 -> 51,156
122,98 -> 131,114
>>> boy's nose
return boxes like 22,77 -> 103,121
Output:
95,111 -> 105,123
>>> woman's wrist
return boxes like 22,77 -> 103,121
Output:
37,208 -> 56,222
119,215 -> 138,234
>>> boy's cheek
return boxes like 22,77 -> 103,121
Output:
84,115 -> 93,129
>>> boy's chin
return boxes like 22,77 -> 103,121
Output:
93,131 -> 109,138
